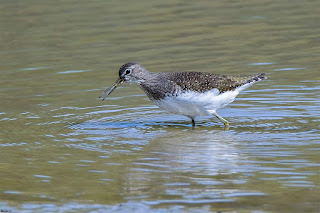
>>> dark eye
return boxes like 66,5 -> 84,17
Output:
125,69 -> 131,75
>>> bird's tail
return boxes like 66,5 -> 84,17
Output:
233,73 -> 267,92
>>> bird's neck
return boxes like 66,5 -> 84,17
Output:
135,70 -> 155,84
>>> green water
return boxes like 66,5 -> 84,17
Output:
1,1 -> 319,212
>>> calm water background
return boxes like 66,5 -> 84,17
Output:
1,0 -> 319,212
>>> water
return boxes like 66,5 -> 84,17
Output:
1,0 -> 319,212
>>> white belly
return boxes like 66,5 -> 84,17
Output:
154,88 -> 239,118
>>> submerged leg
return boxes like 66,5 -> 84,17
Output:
212,111 -> 229,129
191,118 -> 195,128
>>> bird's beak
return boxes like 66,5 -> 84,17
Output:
99,78 -> 124,101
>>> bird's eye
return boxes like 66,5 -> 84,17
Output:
125,69 -> 131,75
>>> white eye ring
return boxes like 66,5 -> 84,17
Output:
125,69 -> 131,75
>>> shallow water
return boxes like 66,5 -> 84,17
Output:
1,0 -> 320,212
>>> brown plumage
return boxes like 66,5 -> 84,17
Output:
138,71 -> 266,101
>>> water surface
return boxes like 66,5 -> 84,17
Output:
0,0 -> 319,212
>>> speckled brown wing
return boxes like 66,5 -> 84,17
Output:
164,71 -> 266,93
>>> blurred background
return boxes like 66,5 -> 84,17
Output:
0,0 -> 319,212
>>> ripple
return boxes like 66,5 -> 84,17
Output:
57,70 -> 91,74
261,171 -> 314,176
100,178 -> 113,182
224,192 -> 265,198
52,114 -> 75,118
34,175 -> 51,179
48,161 -> 60,164
0,201 -> 211,213
22,67 -> 51,71
248,62 -> 275,65
3,191 -> 23,195
79,160 -> 96,163
273,67 -> 306,71
0,142 -> 27,147
89,170 -> 106,173
142,199 -> 235,205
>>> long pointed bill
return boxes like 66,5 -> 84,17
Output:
99,78 -> 124,101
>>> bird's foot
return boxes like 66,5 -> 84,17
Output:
223,122 -> 230,131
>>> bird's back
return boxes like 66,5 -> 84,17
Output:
137,71 -> 266,117
162,71 -> 266,94
138,71 -> 266,101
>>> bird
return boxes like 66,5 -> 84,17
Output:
99,62 -> 266,129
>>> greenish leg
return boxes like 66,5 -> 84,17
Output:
212,112 -> 229,130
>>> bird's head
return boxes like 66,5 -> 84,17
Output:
99,62 -> 148,100
118,62 -> 146,83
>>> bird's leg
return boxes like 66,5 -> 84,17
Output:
212,112 -> 229,130
191,118 -> 196,128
